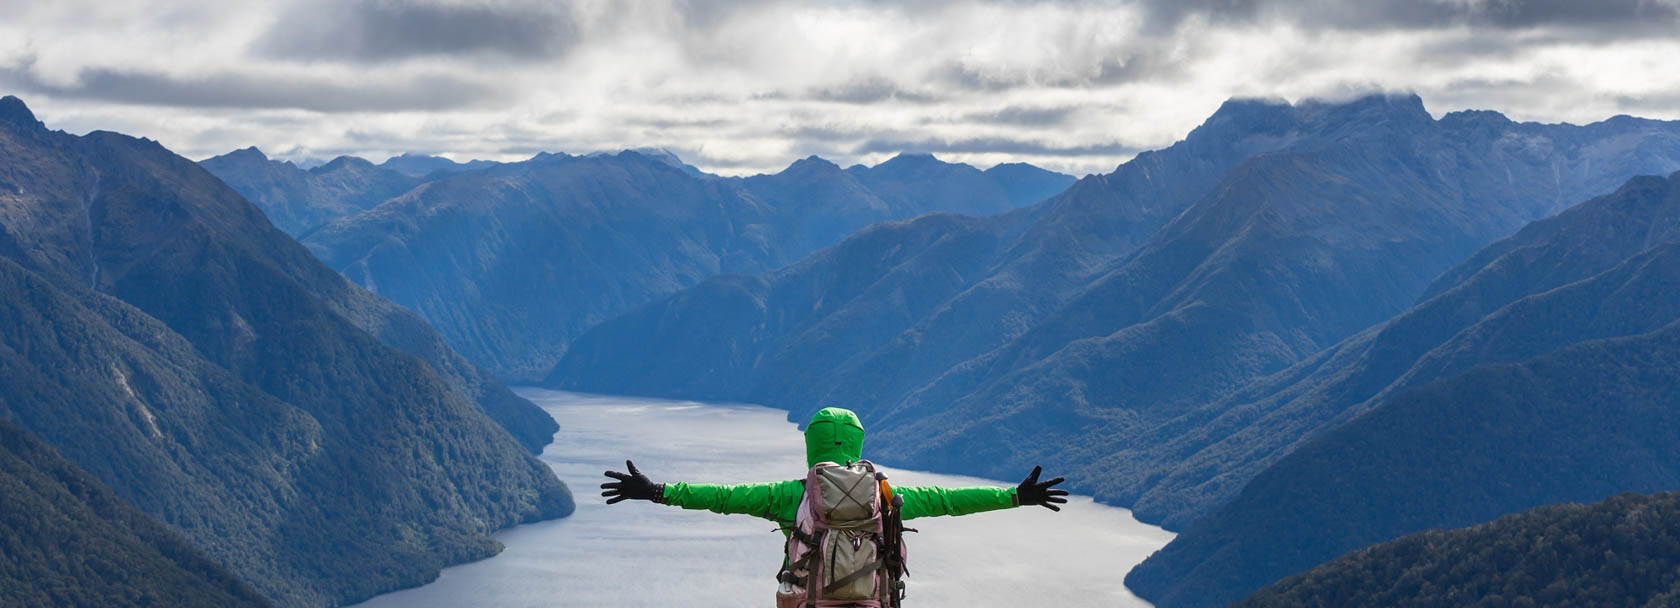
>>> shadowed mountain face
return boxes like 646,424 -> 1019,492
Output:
1126,171 -> 1680,608
197,154 -> 555,451
1235,491 -> 1680,608
0,420 -> 272,608
281,150 -> 1070,379
1110,172 -> 1680,531
200,148 -> 422,238
549,95 -> 1680,530
0,96 -> 572,607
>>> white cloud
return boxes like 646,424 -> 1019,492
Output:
1,0 -> 1677,177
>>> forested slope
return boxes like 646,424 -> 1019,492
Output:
1238,492 -> 1680,608
0,420 -> 272,608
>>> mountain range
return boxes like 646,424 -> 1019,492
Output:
1126,170 -> 1680,607
205,146 -> 1073,379
197,150 -> 509,239
547,94 -> 1680,538
0,95 -> 572,607
15,85 -> 1680,608
197,149 -> 423,238
378,152 -> 499,178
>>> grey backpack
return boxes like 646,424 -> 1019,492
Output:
778,460 -> 908,607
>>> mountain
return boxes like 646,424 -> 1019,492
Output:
303,151 -> 783,379
985,161 -> 1085,205
299,150 -> 1070,379
0,95 -> 573,607
198,153 -> 555,449
548,97 -> 1341,401
732,153 -> 1072,256
591,147 -> 709,178
844,152 -> 1073,218
0,420 -> 272,608
1113,170 -> 1680,531
549,95 -> 1680,527
1126,171 -> 1680,608
200,147 -> 422,237
1236,491 -> 1680,608
378,152 -> 499,177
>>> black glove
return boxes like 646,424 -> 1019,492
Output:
1015,466 -> 1068,512
601,460 -> 665,504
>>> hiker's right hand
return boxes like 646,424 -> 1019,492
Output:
602,460 -> 665,504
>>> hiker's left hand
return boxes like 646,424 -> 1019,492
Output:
1014,466 -> 1068,512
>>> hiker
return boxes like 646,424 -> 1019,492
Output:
601,406 -> 1068,607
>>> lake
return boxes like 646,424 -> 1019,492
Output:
350,389 -> 1173,607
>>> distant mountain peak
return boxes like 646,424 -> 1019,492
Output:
1296,90 -> 1431,119
1294,92 -> 1432,129
619,147 -> 686,166
882,152 -> 943,165
377,152 -> 491,177
1191,92 -> 1433,147
1301,91 -> 1425,110
600,147 -> 708,178
225,146 -> 270,162
784,155 -> 842,174
199,147 -> 276,171
1204,96 -> 1292,123
311,155 -> 376,174
0,95 -> 43,131
861,152 -> 961,178
1210,96 -> 1290,115
1440,108 -> 1512,123
1438,109 -> 1516,133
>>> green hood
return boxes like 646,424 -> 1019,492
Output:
805,407 -> 864,467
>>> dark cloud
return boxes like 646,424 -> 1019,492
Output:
1144,0 -> 1680,31
259,0 -> 576,63
1610,91 -> 1680,117
1048,50 -> 1174,88
966,105 -> 1080,127
1426,0 -> 1680,29
668,0 -> 779,30
784,124 -> 879,143
854,136 -> 1144,158
935,62 -> 1029,92
626,116 -> 732,129
0,63 -> 497,112
1421,71 -> 1611,121
936,49 -> 1170,94
1138,0 -> 1262,28
806,76 -> 937,104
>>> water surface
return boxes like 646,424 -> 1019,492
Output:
352,389 -> 1173,607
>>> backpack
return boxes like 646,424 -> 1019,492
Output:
778,460 -> 908,608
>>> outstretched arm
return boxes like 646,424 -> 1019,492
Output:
896,485 -> 1015,520
663,480 -> 804,523
601,460 -> 803,523
896,466 -> 1068,521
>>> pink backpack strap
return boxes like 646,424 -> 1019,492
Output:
805,462 -> 835,528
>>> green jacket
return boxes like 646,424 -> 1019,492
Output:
660,407 -> 1018,525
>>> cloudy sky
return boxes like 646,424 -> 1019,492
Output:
3,0 -> 1679,176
